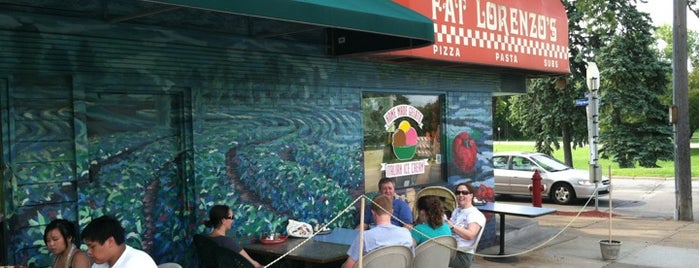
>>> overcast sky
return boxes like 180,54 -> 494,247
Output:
637,0 -> 699,31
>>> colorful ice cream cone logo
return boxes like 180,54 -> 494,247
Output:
392,120 -> 418,160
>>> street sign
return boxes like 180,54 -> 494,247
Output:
575,99 -> 589,106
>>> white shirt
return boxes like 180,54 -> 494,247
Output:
450,206 -> 486,250
92,245 -> 158,268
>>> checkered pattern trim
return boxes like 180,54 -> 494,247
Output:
434,23 -> 568,59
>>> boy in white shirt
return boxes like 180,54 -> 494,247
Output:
81,215 -> 157,268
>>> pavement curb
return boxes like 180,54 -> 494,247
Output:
473,215 -> 699,268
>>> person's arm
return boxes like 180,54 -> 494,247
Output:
71,251 -> 92,268
342,256 -> 356,268
448,221 -> 481,240
239,249 -> 263,268
395,199 -> 414,228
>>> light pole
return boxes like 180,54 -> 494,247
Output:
586,62 -> 601,211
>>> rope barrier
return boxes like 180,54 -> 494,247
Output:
262,195 -> 367,267
473,184 -> 601,258
260,186 -> 602,266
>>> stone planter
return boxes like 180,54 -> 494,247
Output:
599,239 -> 622,260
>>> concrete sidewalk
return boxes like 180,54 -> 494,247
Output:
472,214 -> 699,267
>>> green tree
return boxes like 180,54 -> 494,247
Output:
654,25 -> 699,68
508,77 -> 588,163
507,0 -> 674,168
493,96 -> 524,141
654,24 -> 699,135
691,88 -> 699,134
507,0 -> 599,166
595,4 -> 673,168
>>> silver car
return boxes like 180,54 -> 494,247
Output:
492,152 -> 610,205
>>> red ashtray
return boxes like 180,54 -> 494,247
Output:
259,235 -> 287,244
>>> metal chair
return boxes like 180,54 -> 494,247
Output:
413,236 -> 456,268
412,186 -> 457,223
353,245 -> 413,268
193,234 -> 253,268
157,263 -> 182,268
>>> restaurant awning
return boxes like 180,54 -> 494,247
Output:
141,0 -> 435,55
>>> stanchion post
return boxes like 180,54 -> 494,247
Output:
358,197 -> 365,268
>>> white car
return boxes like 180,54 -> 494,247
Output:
492,152 -> 610,205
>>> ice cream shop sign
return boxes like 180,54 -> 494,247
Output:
382,105 -> 429,178
389,0 -> 570,74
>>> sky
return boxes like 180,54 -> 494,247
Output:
637,0 -> 699,31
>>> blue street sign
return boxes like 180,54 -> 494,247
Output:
575,99 -> 589,106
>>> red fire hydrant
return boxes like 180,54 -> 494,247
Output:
531,169 -> 543,207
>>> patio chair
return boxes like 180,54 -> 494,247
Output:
193,234 -> 253,268
413,236 -> 456,268
354,245 -> 413,268
157,263 -> 182,268
412,186 -> 457,223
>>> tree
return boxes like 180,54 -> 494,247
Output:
493,96 -> 526,141
595,4 -> 674,168
507,0 -> 605,166
654,24 -> 699,135
691,88 -> 699,134
688,0 -> 699,21
654,25 -> 699,68
508,77 -> 588,164
507,0 -> 674,168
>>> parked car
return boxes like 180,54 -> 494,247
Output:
492,152 -> 610,205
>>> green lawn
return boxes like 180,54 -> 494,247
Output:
493,142 -> 698,178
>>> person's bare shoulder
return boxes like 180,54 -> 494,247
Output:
72,250 -> 92,268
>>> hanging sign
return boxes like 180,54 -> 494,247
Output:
389,0 -> 570,74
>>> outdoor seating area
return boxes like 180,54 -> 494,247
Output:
230,188 -> 468,268
185,186 -> 556,268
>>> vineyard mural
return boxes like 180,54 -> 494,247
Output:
1,7 -> 500,268
4,79 -> 366,267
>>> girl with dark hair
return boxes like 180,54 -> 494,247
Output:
410,195 -> 452,245
206,205 -> 263,268
44,219 -> 91,268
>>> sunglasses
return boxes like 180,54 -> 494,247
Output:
224,216 -> 234,220
455,190 -> 471,196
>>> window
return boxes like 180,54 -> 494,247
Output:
362,93 -> 445,192
492,156 -> 508,169
512,156 -> 533,171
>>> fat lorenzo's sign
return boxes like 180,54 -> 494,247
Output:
389,0 -> 570,74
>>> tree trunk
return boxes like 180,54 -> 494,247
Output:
561,124 -> 574,167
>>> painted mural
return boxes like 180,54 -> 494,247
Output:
446,92 -> 498,232
5,80 -> 365,267
1,8 -> 501,268
447,92 -> 496,189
